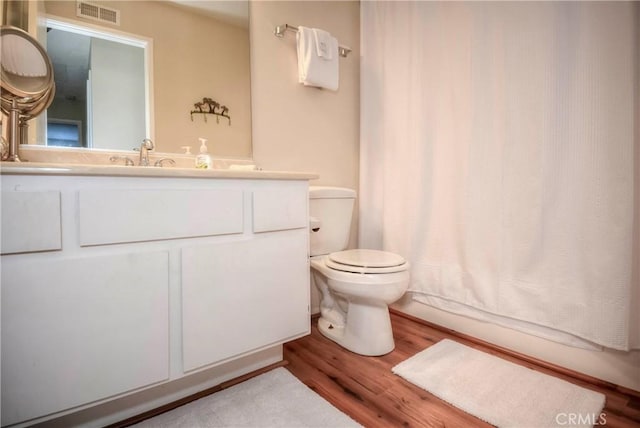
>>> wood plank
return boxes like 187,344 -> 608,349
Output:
284,311 -> 640,428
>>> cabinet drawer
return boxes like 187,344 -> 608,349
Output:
78,188 -> 243,246
1,191 -> 62,254
252,188 -> 307,233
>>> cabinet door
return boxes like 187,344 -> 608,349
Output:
1,252 -> 170,426
181,230 -> 310,372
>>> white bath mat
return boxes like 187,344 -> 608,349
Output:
392,339 -> 606,428
133,367 -> 361,427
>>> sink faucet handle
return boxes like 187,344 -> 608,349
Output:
154,158 -> 176,167
109,155 -> 134,166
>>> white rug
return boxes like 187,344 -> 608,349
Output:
133,367 -> 361,427
392,339 -> 606,428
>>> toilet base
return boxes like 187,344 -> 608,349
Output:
317,301 -> 395,356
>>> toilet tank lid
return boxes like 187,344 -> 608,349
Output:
309,186 -> 356,199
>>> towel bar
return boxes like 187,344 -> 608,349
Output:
274,24 -> 352,58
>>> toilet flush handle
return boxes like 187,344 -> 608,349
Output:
309,217 -> 321,232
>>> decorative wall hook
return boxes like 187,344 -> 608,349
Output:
190,97 -> 231,125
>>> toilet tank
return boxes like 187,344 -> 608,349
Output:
309,186 -> 356,256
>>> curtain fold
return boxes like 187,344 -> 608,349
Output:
360,1 -> 638,350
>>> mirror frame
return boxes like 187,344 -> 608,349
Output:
41,15 -> 154,147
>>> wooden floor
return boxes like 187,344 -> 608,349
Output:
283,311 -> 640,428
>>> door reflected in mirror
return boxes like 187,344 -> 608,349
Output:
39,1 -> 252,158
46,21 -> 148,151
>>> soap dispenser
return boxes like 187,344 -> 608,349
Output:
195,138 -> 212,169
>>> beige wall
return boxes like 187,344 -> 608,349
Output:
250,1 -> 360,192
43,1 -> 251,157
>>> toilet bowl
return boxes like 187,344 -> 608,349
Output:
310,249 -> 410,356
309,186 -> 410,355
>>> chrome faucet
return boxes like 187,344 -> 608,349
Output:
137,138 -> 154,166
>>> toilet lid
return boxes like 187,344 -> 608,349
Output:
327,249 -> 408,274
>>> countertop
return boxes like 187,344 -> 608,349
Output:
0,162 -> 319,181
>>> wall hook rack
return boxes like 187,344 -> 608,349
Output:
190,97 -> 231,125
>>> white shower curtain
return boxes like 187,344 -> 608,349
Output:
360,1 -> 639,350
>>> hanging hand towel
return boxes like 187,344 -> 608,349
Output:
297,26 -> 339,91
313,28 -> 334,60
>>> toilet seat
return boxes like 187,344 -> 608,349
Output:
326,249 -> 408,274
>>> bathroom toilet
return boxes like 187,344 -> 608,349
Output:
309,186 -> 410,356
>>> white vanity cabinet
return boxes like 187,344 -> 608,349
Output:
0,171 -> 312,427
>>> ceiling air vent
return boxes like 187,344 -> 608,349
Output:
76,1 -> 120,26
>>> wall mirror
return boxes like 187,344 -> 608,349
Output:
37,0 -> 252,158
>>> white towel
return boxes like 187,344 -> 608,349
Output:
313,28 -> 333,60
297,26 -> 339,91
